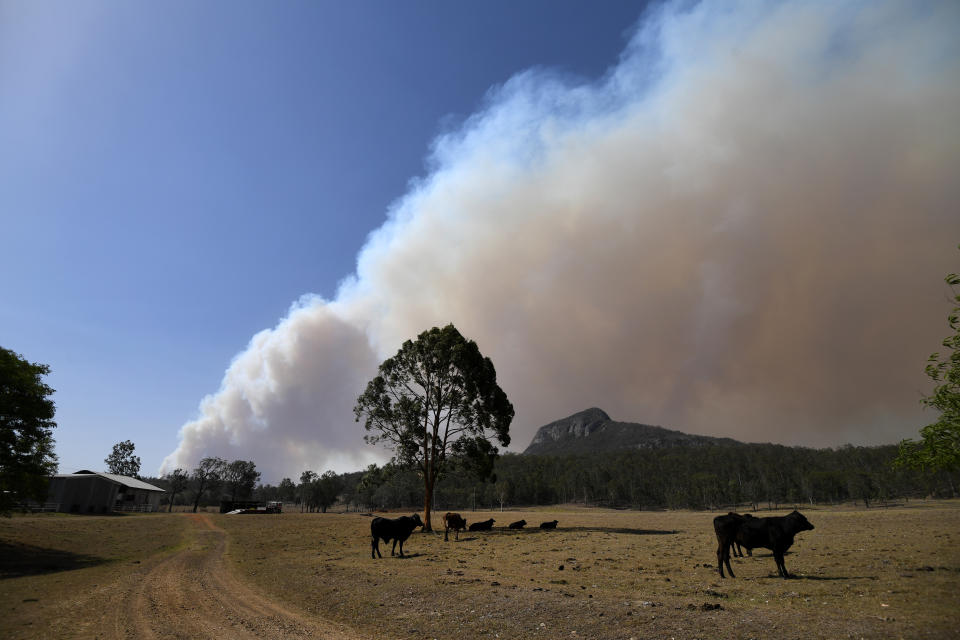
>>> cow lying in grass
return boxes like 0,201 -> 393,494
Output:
539,520 -> 559,530
716,510 -> 814,578
508,519 -> 526,529
468,518 -> 495,531
444,512 -> 467,541
371,513 -> 424,558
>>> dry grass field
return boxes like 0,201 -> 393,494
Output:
1,502 -> 958,639
0,513 -> 188,638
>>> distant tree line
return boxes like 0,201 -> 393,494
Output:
149,457 -> 262,511
195,443 -> 955,515
149,462 -> 352,512
475,445 -> 957,511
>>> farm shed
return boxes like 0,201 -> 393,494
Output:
46,471 -> 165,513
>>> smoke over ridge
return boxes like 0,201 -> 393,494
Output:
162,0 -> 960,482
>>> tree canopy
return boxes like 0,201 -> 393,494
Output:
355,323 -> 513,530
896,254 -> 960,473
105,439 -> 141,478
224,459 -> 260,501
191,456 -> 226,512
0,347 -> 58,513
164,468 -> 189,512
298,469 -> 343,512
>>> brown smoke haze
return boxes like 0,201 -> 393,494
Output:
162,0 -> 960,481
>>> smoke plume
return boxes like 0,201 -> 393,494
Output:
162,0 -> 960,481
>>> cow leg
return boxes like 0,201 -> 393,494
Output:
716,540 -> 725,578
391,539 -> 398,556
444,527 -> 449,542
773,551 -> 789,578
724,546 -> 736,578
717,540 -> 734,578
372,536 -> 381,559
768,552 -> 778,577
397,539 -> 404,557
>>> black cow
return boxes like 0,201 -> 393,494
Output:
713,512 -> 755,560
468,518 -> 495,531
444,512 -> 467,541
734,513 -> 756,557
508,519 -> 527,530
717,510 -> 814,578
539,520 -> 559,530
371,513 -> 424,558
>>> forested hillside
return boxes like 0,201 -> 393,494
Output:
152,411 -> 958,512
299,443 -> 956,513
156,442 -> 956,512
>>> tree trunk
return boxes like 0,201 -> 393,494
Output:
192,483 -> 204,513
423,480 -> 434,532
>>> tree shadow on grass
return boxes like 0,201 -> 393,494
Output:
792,574 -> 879,581
0,541 -> 105,579
565,526 -> 680,536
488,526 -> 678,536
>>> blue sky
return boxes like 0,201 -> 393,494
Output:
1,1 -> 646,477
4,1 -> 959,484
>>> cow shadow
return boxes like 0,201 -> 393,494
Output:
395,553 -> 424,560
0,541 -> 105,579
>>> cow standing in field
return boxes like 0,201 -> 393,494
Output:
444,512 -> 467,541
716,510 -> 814,578
371,513 -> 424,558
713,512 -> 755,560
734,513 -> 755,557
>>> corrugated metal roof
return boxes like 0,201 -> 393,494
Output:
53,472 -> 166,492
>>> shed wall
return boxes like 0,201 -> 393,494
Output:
47,476 -> 119,514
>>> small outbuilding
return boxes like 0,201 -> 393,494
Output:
46,470 -> 166,513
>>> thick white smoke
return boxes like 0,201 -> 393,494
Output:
163,0 -> 960,482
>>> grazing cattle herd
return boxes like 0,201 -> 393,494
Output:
370,508 -> 816,580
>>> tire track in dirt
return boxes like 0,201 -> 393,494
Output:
107,514 -> 363,640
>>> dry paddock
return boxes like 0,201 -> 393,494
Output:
218,502 -> 960,639
2,502 -> 959,639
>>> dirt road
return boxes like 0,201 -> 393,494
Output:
98,514 -> 364,640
